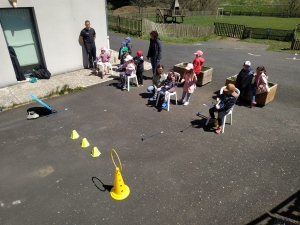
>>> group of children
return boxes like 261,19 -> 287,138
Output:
116,37 -> 145,90
92,36 -> 270,133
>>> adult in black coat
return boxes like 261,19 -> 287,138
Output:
146,30 -> 162,75
235,61 -> 254,101
8,46 -> 26,81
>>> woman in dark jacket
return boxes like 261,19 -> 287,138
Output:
146,30 -> 162,75
208,84 -> 239,134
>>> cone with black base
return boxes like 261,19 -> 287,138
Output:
110,149 -> 130,200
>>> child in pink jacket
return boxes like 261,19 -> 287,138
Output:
95,47 -> 110,76
179,63 -> 197,106
118,55 -> 136,90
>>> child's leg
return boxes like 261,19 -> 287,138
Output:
181,91 -> 187,101
164,91 -> 170,103
153,87 -> 161,99
209,107 -> 217,119
217,111 -> 227,127
137,71 -> 143,85
186,93 -> 191,102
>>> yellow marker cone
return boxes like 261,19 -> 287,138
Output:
91,147 -> 101,157
110,167 -> 130,200
214,120 -> 219,127
81,138 -> 90,148
110,149 -> 130,200
70,130 -> 79,139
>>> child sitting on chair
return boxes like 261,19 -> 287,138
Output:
117,55 -> 135,90
95,47 -> 110,76
208,83 -> 238,134
150,69 -> 176,109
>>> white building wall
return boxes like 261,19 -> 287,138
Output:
0,0 -> 108,88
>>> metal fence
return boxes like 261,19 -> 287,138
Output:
214,22 -> 245,39
244,27 -> 294,41
214,22 -> 294,41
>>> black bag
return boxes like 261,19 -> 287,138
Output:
32,69 -> 51,79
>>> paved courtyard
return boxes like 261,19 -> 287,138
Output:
0,31 -> 299,225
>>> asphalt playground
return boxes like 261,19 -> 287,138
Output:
0,31 -> 299,225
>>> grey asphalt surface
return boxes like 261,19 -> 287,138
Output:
0,31 -> 299,225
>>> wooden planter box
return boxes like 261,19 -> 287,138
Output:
173,62 -> 213,86
225,74 -> 278,106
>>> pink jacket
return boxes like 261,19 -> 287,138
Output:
96,53 -> 110,63
182,72 -> 197,93
120,62 -> 135,75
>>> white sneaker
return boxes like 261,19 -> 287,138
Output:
183,102 -> 189,106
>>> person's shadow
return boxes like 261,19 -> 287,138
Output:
78,39 -> 88,69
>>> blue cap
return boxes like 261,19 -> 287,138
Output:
125,37 -> 131,42
121,41 -> 126,46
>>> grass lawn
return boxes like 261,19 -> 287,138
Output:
148,15 -> 298,30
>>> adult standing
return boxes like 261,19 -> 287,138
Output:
147,31 -> 162,75
79,20 -> 96,70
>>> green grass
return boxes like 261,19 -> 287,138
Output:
239,38 -> 295,52
220,5 -> 277,13
141,34 -> 217,44
148,15 -> 298,30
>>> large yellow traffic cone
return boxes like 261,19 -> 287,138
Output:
70,130 -> 79,139
81,138 -> 90,148
110,149 -> 130,200
110,167 -> 130,200
91,147 -> 101,157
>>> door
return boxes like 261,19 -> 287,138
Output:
0,8 -> 43,72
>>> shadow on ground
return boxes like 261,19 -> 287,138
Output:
246,190 -> 300,225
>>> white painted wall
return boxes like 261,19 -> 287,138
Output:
0,0 -> 108,88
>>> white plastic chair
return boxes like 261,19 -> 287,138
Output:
155,72 -> 180,111
97,49 -> 113,75
127,68 -> 139,91
205,86 -> 240,133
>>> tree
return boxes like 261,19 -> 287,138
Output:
277,0 -> 300,15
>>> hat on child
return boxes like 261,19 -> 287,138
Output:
244,61 -> 251,66
185,63 -> 194,70
194,50 -> 203,56
121,41 -> 126,46
124,55 -> 133,61
125,37 -> 131,42
223,83 -> 236,92
100,47 -> 106,51
137,50 -> 143,56
122,46 -> 128,52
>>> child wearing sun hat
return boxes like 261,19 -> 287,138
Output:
193,50 -> 205,77
179,63 -> 197,106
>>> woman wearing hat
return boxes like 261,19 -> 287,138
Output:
179,63 -> 197,106
208,83 -> 239,133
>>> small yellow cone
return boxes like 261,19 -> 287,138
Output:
110,167 -> 130,200
81,138 -> 90,148
214,120 -> 219,127
91,147 -> 101,157
70,130 -> 79,139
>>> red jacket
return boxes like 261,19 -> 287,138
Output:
193,57 -> 205,74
